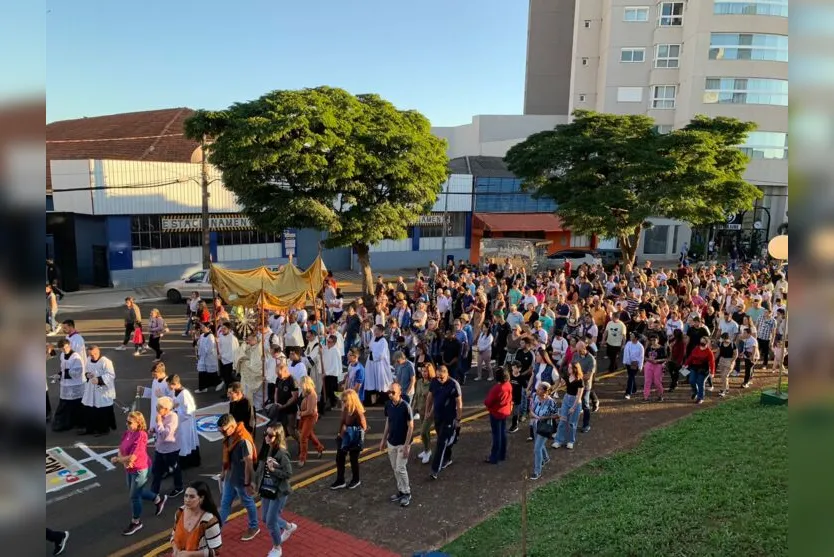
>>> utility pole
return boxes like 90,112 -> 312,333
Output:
440,177 -> 450,266
200,136 -> 211,269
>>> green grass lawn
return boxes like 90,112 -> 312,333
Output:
443,394 -> 788,557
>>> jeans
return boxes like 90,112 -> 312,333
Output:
220,477 -> 259,529
690,369 -> 709,401
386,442 -> 411,495
625,365 -> 639,396
183,311 -> 193,334
261,495 -> 289,546
532,433 -> 549,475
488,415 -> 507,463
150,451 -> 182,495
581,384 -> 592,429
556,394 -> 581,445
47,308 -> 58,331
127,469 -> 155,519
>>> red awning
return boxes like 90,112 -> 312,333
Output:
474,213 -> 565,232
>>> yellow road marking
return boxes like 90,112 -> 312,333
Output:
127,368 -> 628,556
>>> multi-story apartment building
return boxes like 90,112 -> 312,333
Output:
524,0 -> 788,240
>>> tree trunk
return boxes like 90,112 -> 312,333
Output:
354,243 -> 374,303
618,225 -> 643,268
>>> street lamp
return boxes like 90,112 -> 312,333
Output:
761,234 -> 788,405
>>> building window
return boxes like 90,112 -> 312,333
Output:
620,48 -> 646,62
655,44 -> 681,68
624,6 -> 650,21
578,94 -> 587,102
617,86 -> 644,103
643,225 -> 670,254
584,20 -> 592,28
653,125 -> 674,134
474,178 -> 558,213
131,215 -> 281,251
703,77 -> 788,106
571,234 -> 591,248
709,33 -> 788,62
658,2 -> 684,26
739,131 -> 788,160
418,212 -> 467,238
672,225 -> 680,253
714,0 -> 788,17
651,85 -> 677,109
582,57 -> 589,66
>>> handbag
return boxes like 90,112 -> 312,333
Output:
257,449 -> 281,500
535,418 -> 554,437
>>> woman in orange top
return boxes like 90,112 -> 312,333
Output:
170,481 -> 222,557
297,376 -> 325,467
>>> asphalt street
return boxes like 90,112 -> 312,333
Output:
45,301 -> 496,557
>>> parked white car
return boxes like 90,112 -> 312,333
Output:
537,250 -> 602,272
164,265 -> 283,303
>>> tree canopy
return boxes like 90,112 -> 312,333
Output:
184,86 -> 449,295
504,110 -> 762,264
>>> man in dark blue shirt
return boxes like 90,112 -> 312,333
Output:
379,382 -> 414,507
425,364 -> 463,479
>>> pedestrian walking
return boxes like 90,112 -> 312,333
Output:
80,345 -> 117,436
297,376 -> 325,467
642,336 -> 667,402
136,362 -> 171,438
529,381 -> 558,479
116,297 -> 142,351
553,363 -> 585,450
425,365 -> 462,480
622,332 -> 644,400
195,323 -> 221,393
51,338 -> 86,432
380,382 -> 414,507
46,284 -> 60,335
483,367 -> 512,464
257,423 -> 296,557
330,389 -> 367,490
218,413 -> 261,541
147,397 -> 184,499
414,363 -> 435,464
46,528 -> 69,556
167,375 -> 201,469
148,308 -> 167,361
112,411 -> 160,536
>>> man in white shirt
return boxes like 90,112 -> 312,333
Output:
602,313 -> 627,373
287,350 -> 308,385
718,311 -> 740,341
621,332 -> 644,400
322,334 -> 343,411
268,311 -> 284,336
217,322 -> 240,397
550,330 -> 569,368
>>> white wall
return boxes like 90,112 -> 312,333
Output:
218,243 -> 282,261
432,114 -> 568,159
369,238 -> 412,253
419,236 -> 465,250
133,247 -> 202,268
50,160 -> 94,214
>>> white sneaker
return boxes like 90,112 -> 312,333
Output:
280,522 -> 297,543
267,547 -> 282,557
417,451 -> 425,460
707,385 -> 714,392
566,443 -> 574,450
551,441 -> 561,449
413,413 -> 421,421
115,345 -> 126,351
422,451 -> 432,464
215,381 -> 225,392
552,392 -> 559,399
473,377 -> 481,381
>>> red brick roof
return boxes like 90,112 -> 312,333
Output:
46,107 -> 200,190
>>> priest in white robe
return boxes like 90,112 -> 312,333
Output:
52,338 -> 86,432
81,345 -> 117,436
236,334 -> 266,410
364,324 -> 393,402
167,374 -> 201,469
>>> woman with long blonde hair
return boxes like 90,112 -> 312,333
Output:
297,376 -> 325,467
331,389 -> 367,490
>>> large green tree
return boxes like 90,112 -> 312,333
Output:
504,110 -> 762,265
185,87 -> 449,296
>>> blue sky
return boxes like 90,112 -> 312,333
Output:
44,0 -> 529,126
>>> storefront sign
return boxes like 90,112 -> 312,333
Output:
161,215 -> 253,231
415,214 -> 449,226
284,230 -> 296,255
46,447 -> 96,493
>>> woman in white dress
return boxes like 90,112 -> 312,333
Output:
166,374 -> 201,469
195,322 -> 220,393
81,345 -> 117,436
52,338 -> 86,432
364,324 -> 393,405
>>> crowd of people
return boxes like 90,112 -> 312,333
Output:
46,255 -> 787,557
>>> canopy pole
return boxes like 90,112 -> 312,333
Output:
260,275 -> 267,410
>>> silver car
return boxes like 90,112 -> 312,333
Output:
537,250 -> 602,272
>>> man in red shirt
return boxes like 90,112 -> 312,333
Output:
483,368 -> 513,464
